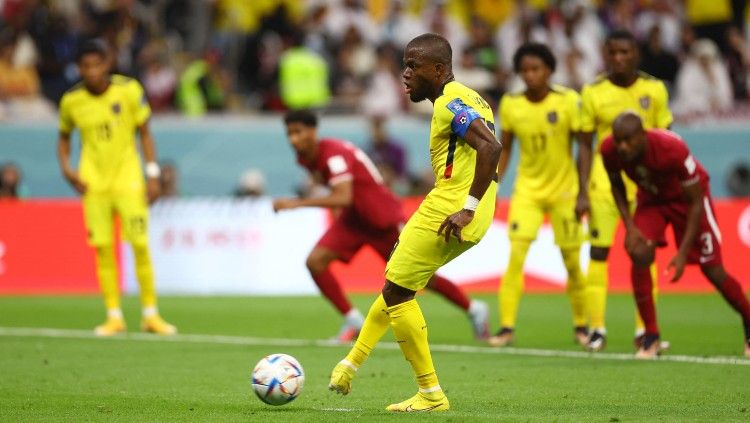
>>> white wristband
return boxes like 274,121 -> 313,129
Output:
463,195 -> 480,211
145,162 -> 161,179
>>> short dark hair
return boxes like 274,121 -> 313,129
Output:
407,33 -> 452,66
75,39 -> 108,63
513,42 -> 556,73
284,110 -> 318,127
605,29 -> 637,46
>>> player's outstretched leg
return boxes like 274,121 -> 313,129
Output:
701,265 -> 750,357
329,295 -> 390,395
94,245 -> 126,336
307,248 -> 363,342
561,247 -> 588,347
386,297 -> 449,412
489,240 -> 530,347
133,244 -> 176,335
426,275 -> 489,339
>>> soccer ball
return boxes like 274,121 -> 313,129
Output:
251,353 -> 305,406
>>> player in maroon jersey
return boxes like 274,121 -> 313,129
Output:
273,110 -> 490,342
601,111 -> 750,358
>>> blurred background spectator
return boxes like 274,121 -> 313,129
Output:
365,115 -> 409,194
0,0 -> 746,122
673,38 -> 733,115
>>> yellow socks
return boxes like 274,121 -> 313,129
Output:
344,295 -> 390,368
586,258 -> 608,331
95,245 -> 120,312
499,240 -> 531,329
388,299 -> 441,395
133,244 -> 157,310
562,247 -> 587,327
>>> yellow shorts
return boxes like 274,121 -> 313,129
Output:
507,195 -> 582,249
82,192 -> 149,247
587,193 -> 634,248
385,221 -> 476,292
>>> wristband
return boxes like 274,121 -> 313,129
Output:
463,195 -> 480,212
145,162 -> 161,179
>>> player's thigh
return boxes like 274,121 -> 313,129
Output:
82,194 -> 115,246
114,193 -> 150,246
666,196 -> 724,266
507,195 -> 544,242
549,198 -> 583,249
385,222 -> 475,291
316,219 -> 367,263
370,226 -> 401,261
588,195 -> 623,248
633,203 -> 668,246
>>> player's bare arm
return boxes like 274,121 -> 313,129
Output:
438,119 -> 502,243
273,180 -> 353,212
575,131 -> 592,220
138,122 -> 161,204
56,131 -> 87,195
496,130 -> 514,184
575,131 -> 593,220
607,169 -> 648,255
667,181 -> 704,282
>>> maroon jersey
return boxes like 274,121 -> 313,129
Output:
298,138 -> 404,229
600,129 -> 710,205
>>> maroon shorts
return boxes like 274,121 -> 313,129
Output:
633,195 -> 723,266
317,218 -> 401,263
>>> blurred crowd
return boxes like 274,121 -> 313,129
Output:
1,0 -> 749,121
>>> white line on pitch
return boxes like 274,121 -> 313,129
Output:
1,326 -> 748,367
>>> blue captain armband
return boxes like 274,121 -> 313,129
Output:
446,98 -> 481,138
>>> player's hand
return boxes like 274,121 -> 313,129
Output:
575,192 -> 590,221
624,227 -> 651,255
63,170 -> 87,195
273,198 -> 299,212
666,253 -> 687,283
146,178 -> 161,205
438,209 -> 474,243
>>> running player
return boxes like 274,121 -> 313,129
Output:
56,40 -> 176,336
602,112 -> 750,358
578,29 -> 673,351
327,33 -> 501,411
274,110 -> 490,342
488,43 -> 588,348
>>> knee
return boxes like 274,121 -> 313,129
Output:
381,280 -> 415,307
306,249 -> 333,275
628,247 -> 654,268
590,246 -> 610,261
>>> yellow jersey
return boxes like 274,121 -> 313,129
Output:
500,85 -> 581,203
414,80 -> 498,243
59,75 -> 151,195
581,72 -> 672,198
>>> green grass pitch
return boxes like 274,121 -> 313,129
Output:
1,293 -> 749,422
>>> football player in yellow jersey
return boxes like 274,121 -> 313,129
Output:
56,40 -> 176,336
487,43 -> 589,348
328,33 -> 501,412
578,30 -> 673,351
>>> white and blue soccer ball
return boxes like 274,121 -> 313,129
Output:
251,353 -> 305,406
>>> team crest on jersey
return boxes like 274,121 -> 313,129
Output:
547,111 -> 557,123
111,103 -> 121,114
639,96 -> 650,109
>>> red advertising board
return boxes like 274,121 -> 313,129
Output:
1,198 -> 749,295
